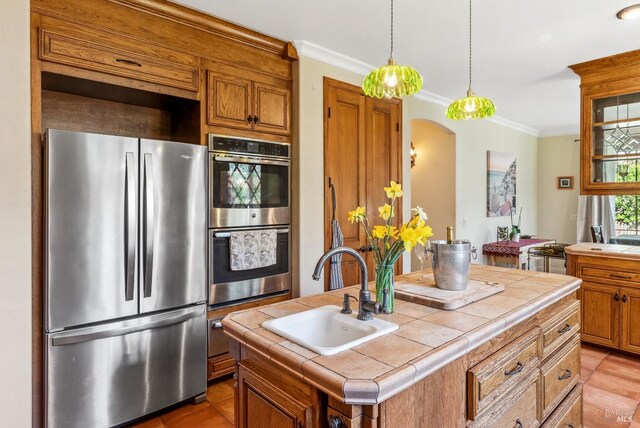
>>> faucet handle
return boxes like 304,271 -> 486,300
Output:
341,293 -> 358,314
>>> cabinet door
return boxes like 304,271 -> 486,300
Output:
621,288 -> 640,354
581,282 -> 620,348
207,71 -> 253,131
253,81 -> 291,136
237,365 -> 310,428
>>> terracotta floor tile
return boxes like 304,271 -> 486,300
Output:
206,377 -> 235,404
163,405 -> 233,428
213,397 -> 235,425
634,404 -> 640,422
581,367 -> 594,383
583,383 -> 638,427
582,344 -> 610,360
131,416 -> 165,428
582,352 -> 607,372
586,370 -> 640,401
160,401 -> 211,424
598,356 -> 640,381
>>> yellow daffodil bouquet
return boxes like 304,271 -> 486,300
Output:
347,181 -> 433,312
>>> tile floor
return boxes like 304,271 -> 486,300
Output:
133,344 -> 640,428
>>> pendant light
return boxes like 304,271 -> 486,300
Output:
362,0 -> 423,99
446,0 -> 496,120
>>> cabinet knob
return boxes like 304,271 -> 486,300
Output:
253,115 -> 259,124
622,294 -> 628,303
247,115 -> 253,123
328,415 -> 346,428
614,292 -> 620,301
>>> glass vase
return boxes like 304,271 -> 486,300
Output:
375,263 -> 395,313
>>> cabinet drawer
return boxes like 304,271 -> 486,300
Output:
541,300 -> 580,359
541,383 -> 582,428
468,369 -> 540,428
541,335 -> 580,419
40,20 -> 199,91
580,265 -> 640,284
468,328 -> 540,420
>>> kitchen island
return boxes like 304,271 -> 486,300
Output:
223,265 -> 582,427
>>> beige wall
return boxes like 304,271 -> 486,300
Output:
295,56 -> 540,296
0,1 -> 32,425
403,97 -> 539,265
410,120 -> 456,271
537,135 -> 580,245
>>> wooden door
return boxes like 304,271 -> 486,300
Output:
207,70 -> 253,130
580,282 -> 620,348
323,78 -> 402,288
324,79 -> 366,288
237,365 -> 310,428
621,287 -> 640,354
364,96 -> 402,276
253,81 -> 291,136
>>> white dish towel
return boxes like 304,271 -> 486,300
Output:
230,229 -> 277,271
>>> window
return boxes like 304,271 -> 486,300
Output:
615,160 -> 640,235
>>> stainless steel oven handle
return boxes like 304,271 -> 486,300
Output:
214,229 -> 289,238
214,155 -> 290,167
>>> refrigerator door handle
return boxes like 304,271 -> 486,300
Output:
125,152 -> 136,301
51,309 -> 201,346
143,153 -> 155,298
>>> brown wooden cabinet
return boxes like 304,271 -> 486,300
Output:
580,281 -> 620,348
568,252 -> 640,354
207,65 -> 291,137
569,49 -> 640,195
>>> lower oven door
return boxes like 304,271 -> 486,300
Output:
209,226 -> 290,306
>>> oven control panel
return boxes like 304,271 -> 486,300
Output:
208,134 -> 289,159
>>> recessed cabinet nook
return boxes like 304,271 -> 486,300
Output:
570,49 -> 640,195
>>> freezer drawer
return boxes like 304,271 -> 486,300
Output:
45,305 -> 206,428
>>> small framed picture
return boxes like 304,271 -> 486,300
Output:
558,176 -> 573,189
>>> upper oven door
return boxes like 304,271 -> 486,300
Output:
209,153 -> 290,228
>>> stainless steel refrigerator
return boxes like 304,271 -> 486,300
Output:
44,129 -> 208,428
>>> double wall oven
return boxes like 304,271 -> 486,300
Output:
207,134 -> 291,359
208,134 -> 291,308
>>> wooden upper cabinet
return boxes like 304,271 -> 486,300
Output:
207,66 -> 291,137
570,49 -> 640,195
207,71 -> 253,131
39,17 -> 199,92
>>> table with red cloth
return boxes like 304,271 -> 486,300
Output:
482,238 -> 555,269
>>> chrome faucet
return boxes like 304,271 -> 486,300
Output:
312,246 -> 383,321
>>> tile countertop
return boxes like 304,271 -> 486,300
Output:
565,242 -> 640,260
222,264 -> 581,405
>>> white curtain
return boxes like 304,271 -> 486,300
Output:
576,195 -> 616,243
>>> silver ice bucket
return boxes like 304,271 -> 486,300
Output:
430,240 -> 477,291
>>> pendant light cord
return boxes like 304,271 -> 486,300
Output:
468,0 -> 472,90
390,0 -> 394,59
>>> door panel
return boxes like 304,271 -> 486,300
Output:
324,82 -> 366,287
621,288 -> 640,353
46,305 -> 206,428
581,282 -> 619,348
207,71 -> 253,130
45,129 -> 139,330
365,97 -> 402,276
139,139 -> 207,313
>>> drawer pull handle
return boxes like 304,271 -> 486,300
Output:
504,361 -> 524,376
557,324 -> 572,334
558,369 -> 572,380
568,425 -> 574,428
115,58 -> 142,67
515,419 -> 523,428
611,273 -> 632,280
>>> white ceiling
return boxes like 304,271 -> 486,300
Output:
174,0 -> 640,136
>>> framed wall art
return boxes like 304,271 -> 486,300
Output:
558,176 -> 573,189
487,151 -> 516,217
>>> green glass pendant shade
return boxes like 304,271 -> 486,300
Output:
446,88 -> 496,120
363,58 -> 424,99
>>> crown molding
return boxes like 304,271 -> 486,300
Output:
294,39 -> 543,138
538,127 -> 580,138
